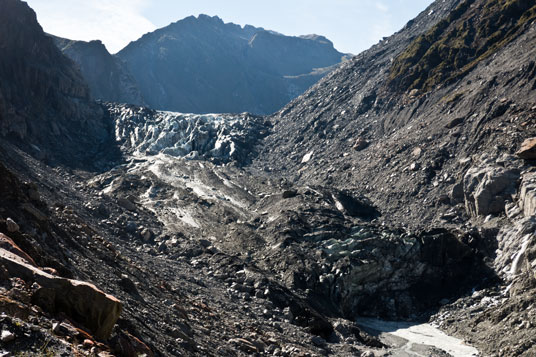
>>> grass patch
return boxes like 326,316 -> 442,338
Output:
389,0 -> 536,93
440,90 -> 466,105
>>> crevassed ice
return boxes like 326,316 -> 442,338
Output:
111,105 -> 254,162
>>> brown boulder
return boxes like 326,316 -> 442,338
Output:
0,295 -> 30,319
0,248 -> 122,340
112,331 -> 154,357
0,233 -> 37,266
353,137 -> 369,151
516,137 -> 536,159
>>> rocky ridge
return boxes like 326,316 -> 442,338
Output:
53,37 -> 145,106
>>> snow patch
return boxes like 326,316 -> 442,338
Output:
357,318 -> 479,357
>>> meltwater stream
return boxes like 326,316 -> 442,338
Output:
357,318 -> 480,357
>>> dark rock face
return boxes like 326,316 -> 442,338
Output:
0,0 -> 113,165
53,37 -> 145,106
0,0 -> 88,132
116,15 -> 346,115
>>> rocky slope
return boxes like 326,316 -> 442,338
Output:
53,37 -> 145,106
256,0 -> 536,355
116,15 -> 347,115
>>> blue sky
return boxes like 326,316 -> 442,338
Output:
25,0 -> 433,54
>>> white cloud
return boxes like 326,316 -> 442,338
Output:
26,0 -> 156,53
375,2 -> 389,13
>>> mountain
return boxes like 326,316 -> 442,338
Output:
55,15 -> 347,115
2,0 -> 536,356
115,14 -> 347,115
53,37 -> 145,106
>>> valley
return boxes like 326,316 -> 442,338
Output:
1,0 -> 536,356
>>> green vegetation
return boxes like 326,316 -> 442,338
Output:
440,90 -> 466,105
389,0 -> 536,93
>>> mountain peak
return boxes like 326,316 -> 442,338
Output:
115,15 -> 345,114
0,0 -> 44,52
196,14 -> 224,23
299,34 -> 333,45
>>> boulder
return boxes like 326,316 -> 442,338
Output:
1,330 -> 15,343
117,196 -> 137,211
332,191 -> 380,219
229,338 -> 260,354
140,228 -> 152,242
282,190 -> 298,199
519,172 -> 536,217
5,218 -> 19,233
301,151 -> 313,164
353,138 -> 369,151
516,137 -> 536,159
112,331 -> 154,357
0,248 -> 122,340
495,218 -> 536,279
450,182 -> 464,204
445,117 -> 464,129
463,166 -> 519,217
0,233 -> 37,266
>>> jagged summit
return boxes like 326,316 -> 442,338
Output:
299,34 -> 334,46
0,0 -> 88,102
115,14 -> 346,115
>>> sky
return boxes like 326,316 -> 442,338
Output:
25,0 -> 434,55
